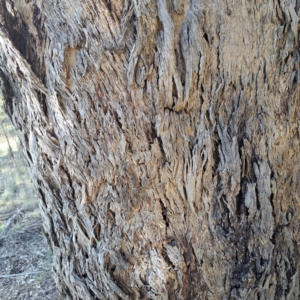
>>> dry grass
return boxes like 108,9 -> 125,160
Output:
0,98 -> 58,299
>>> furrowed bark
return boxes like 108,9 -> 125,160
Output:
0,0 -> 300,299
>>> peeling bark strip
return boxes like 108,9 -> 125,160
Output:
1,0 -> 300,299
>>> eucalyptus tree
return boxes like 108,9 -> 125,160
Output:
0,0 -> 299,299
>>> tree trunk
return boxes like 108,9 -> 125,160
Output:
1,0 -> 300,299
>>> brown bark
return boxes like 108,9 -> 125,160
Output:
1,0 -> 300,299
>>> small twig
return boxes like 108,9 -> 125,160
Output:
0,253 -> 17,259
0,271 -> 42,278
0,207 -> 24,236
0,122 -> 17,168
41,286 -> 57,293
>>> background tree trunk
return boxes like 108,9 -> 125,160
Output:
1,0 -> 300,299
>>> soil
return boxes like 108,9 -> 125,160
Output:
0,216 -> 59,300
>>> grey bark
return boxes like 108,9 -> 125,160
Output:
0,0 -> 300,299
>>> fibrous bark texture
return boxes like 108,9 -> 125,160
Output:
1,0 -> 300,299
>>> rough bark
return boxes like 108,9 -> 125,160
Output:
1,0 -> 300,299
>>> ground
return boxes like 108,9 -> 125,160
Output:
0,98 -> 59,299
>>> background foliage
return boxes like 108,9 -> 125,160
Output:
0,98 -> 58,299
